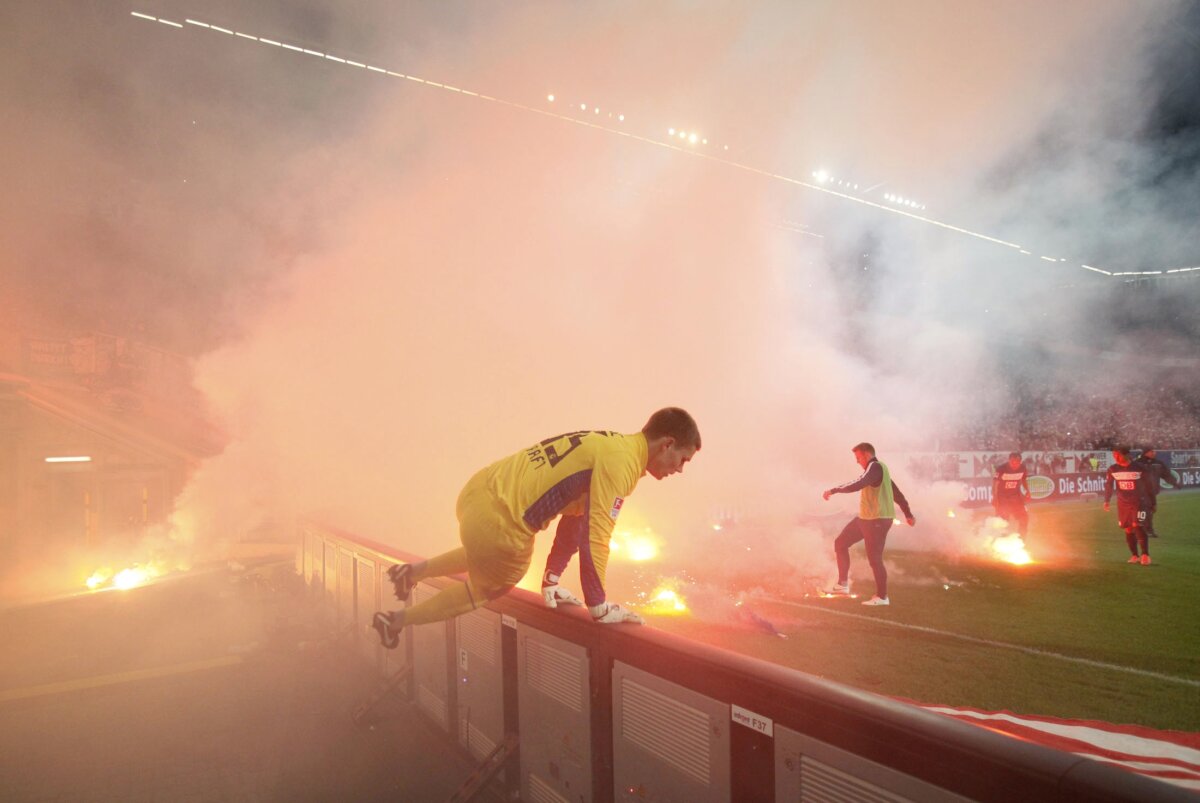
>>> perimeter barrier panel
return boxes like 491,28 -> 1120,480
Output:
299,519 -> 1192,803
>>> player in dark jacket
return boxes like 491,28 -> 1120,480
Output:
821,442 -> 916,606
1134,447 -> 1178,538
1103,447 -> 1152,565
991,452 -> 1031,537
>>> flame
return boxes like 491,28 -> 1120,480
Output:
85,568 -> 112,590
644,583 -> 688,615
86,561 -> 164,591
990,533 -> 1032,565
610,528 -> 660,562
113,565 -> 158,590
980,517 -> 1033,565
946,509 -> 957,518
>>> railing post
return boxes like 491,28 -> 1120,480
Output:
501,620 -> 521,796
589,648 -> 615,803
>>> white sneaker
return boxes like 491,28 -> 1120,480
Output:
862,596 -> 890,606
821,583 -> 851,597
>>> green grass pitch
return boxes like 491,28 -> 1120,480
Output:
639,491 -> 1200,732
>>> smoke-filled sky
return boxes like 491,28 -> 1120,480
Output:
3,1 -> 1199,557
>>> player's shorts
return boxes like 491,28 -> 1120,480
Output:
994,496 -> 1026,520
1116,498 -> 1145,530
455,467 -> 535,598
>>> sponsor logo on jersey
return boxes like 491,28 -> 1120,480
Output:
609,497 -> 624,520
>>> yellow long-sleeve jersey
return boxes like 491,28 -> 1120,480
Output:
483,430 -> 647,602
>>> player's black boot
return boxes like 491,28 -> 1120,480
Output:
371,611 -> 402,649
387,563 -> 414,602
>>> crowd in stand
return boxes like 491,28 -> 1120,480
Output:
942,389 -> 1200,453
903,383 -> 1200,482
906,450 -> 1126,482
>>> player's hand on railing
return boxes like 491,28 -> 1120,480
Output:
589,603 -> 644,625
543,584 -> 584,609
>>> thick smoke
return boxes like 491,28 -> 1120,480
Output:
5,3 -> 1197,584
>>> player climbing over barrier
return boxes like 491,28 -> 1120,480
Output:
372,408 -> 701,648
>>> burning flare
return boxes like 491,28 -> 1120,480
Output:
984,517 -> 1033,565
610,528 -> 660,562
643,583 -> 688,615
990,533 -> 1032,565
85,568 -> 112,590
85,561 -> 165,591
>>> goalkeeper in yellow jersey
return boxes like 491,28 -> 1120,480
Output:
372,408 -> 701,648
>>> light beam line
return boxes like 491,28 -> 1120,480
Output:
128,10 -> 1189,281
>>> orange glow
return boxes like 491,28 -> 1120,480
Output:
977,517 -> 1033,565
990,533 -> 1032,565
113,566 -> 156,590
86,562 -> 164,591
610,528 -> 660,562
85,568 -> 111,590
644,582 -> 688,615
946,509 -> 957,518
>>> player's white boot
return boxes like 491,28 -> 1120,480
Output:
822,582 -> 851,597
862,596 -> 890,606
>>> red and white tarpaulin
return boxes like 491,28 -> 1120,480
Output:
921,704 -> 1200,791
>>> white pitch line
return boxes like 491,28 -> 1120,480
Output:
767,597 -> 1200,688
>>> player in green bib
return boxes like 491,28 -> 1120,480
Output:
822,442 -> 916,606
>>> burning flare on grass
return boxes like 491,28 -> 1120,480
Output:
984,517 -> 1032,565
990,534 -> 1032,565
643,581 -> 688,615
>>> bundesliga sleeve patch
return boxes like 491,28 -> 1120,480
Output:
609,497 -> 624,520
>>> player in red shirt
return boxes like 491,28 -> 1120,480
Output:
1103,447 -> 1152,565
991,452 -> 1031,538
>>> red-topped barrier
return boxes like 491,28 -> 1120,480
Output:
299,518 -> 1190,803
